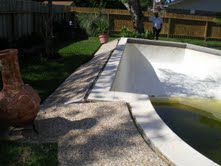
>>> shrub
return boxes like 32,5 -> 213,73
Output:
213,18 -> 221,25
77,12 -> 109,36
143,30 -> 154,39
121,26 -> 131,37
120,26 -> 154,39
94,13 -> 109,35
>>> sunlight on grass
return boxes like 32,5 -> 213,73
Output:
58,37 -> 100,56
160,37 -> 221,50
20,37 -> 100,101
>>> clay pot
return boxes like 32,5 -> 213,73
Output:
0,49 -> 40,128
98,34 -> 108,44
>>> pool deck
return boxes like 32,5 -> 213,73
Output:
29,39 -> 168,165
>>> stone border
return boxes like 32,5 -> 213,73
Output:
88,38 -> 219,166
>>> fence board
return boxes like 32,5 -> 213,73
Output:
0,0 -> 70,40
71,7 -> 221,40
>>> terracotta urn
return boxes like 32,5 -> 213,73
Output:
98,34 -> 108,44
0,49 -> 40,128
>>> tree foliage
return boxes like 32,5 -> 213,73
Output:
140,0 -> 153,9
75,0 -> 150,33
213,18 -> 221,25
74,0 -> 126,9
74,0 -> 153,10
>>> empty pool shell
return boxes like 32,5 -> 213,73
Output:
88,38 -> 221,166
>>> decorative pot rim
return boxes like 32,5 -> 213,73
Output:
0,49 -> 17,54
0,49 -> 18,59
99,34 -> 108,37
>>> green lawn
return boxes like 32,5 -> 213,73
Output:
160,37 -> 221,50
111,33 -> 221,50
21,37 -> 100,101
0,141 -> 57,166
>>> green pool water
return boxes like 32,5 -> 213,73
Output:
151,98 -> 221,165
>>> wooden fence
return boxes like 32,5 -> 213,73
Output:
0,0 -> 71,40
71,7 -> 221,40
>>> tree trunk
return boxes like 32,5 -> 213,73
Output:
45,0 -> 55,58
124,0 -> 144,33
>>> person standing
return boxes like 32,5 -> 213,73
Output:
149,12 -> 163,40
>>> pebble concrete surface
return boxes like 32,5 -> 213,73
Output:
36,102 -> 168,166
31,39 -> 169,166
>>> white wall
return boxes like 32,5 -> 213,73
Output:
111,44 -> 164,95
112,43 -> 221,99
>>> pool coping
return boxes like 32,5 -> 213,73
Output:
87,38 -> 220,166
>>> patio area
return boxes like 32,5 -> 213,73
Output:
7,39 -> 168,165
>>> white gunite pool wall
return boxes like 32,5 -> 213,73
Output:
112,41 -> 221,99
111,44 -> 165,95
88,38 -> 220,166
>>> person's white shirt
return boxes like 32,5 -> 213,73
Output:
69,20 -> 73,26
149,16 -> 163,30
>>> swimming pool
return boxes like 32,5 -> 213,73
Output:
151,97 -> 221,164
88,38 -> 221,165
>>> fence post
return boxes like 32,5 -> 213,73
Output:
11,13 -> 15,40
167,18 -> 172,38
108,12 -> 110,35
33,12 -> 36,33
204,21 -> 209,41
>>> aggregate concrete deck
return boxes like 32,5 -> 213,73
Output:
36,102 -> 167,166
33,39 -> 168,165
42,39 -> 119,109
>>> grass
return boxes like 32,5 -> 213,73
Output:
111,32 -> 221,50
1,37 -> 120,101
160,37 -> 221,50
20,37 -> 100,101
0,141 -> 57,166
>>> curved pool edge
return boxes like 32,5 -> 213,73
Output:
87,38 -> 220,166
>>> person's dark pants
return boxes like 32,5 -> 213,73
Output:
153,27 -> 161,40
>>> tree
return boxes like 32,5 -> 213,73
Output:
74,0 -> 126,9
43,0 -> 54,57
122,0 -> 145,33
75,0 -> 152,33
140,0 -> 153,10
